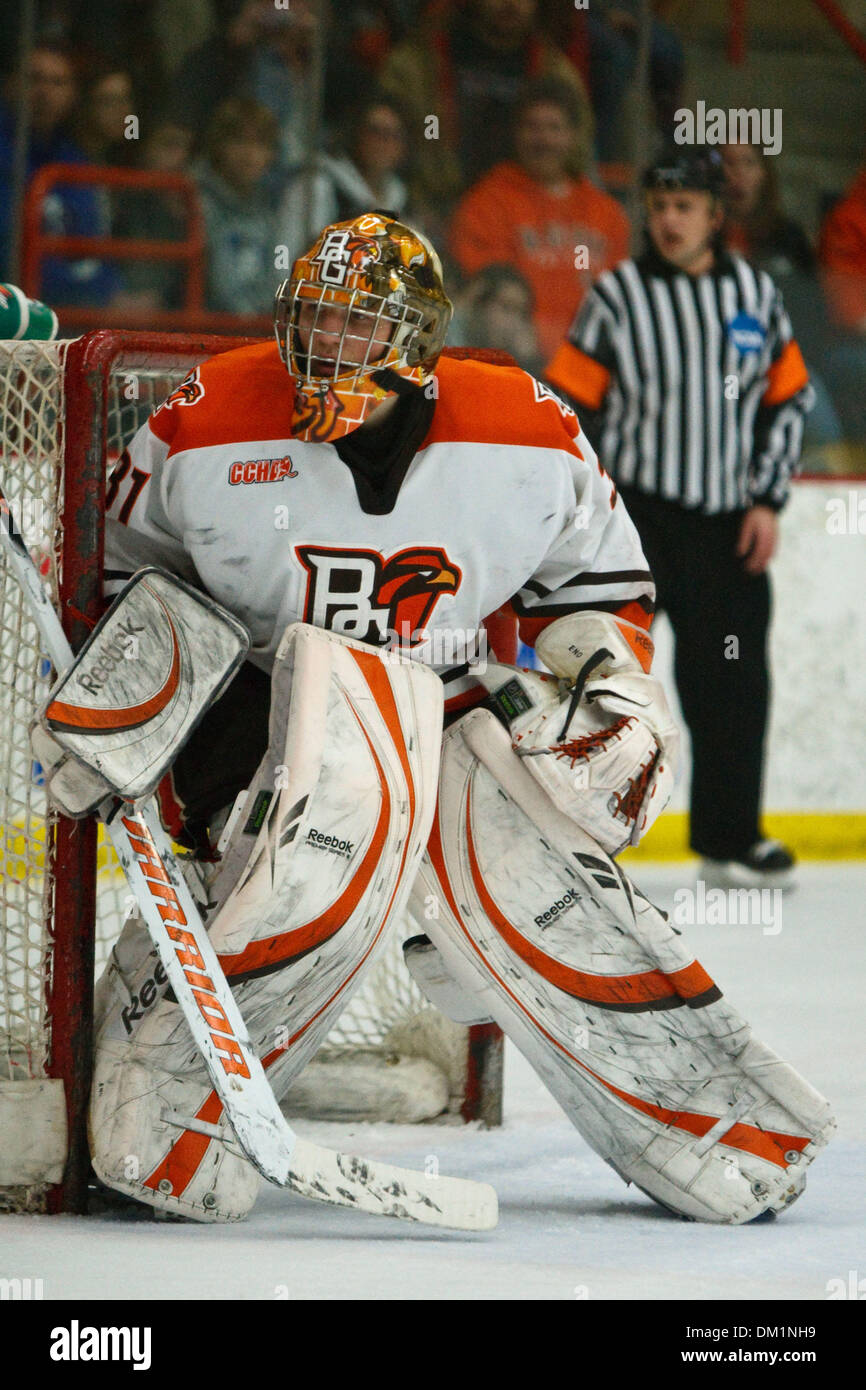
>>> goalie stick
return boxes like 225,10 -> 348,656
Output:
0,485 -> 497,1232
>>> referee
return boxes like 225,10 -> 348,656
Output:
546,146 -> 813,889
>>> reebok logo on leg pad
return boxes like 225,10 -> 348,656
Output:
306,827 -> 354,858
535,887 -> 580,927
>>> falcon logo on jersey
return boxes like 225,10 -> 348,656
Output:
153,368 -> 205,415
296,545 -> 462,647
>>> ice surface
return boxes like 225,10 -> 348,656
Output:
2,865 -> 863,1301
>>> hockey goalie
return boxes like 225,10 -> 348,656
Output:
37,212 -> 833,1225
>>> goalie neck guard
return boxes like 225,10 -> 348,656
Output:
275,212 -> 453,443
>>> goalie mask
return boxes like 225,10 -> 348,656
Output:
274,212 -> 453,443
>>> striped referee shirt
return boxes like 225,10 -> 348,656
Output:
546,248 -> 813,514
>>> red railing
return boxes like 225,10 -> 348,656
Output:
23,163 -> 204,302
809,0 -> 866,66
729,0 -> 866,67
20,164 -> 271,336
727,0 -> 747,64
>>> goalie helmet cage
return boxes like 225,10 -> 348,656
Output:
0,331 -> 504,1217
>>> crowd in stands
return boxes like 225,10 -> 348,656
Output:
448,76 -> 629,359
0,0 -> 864,457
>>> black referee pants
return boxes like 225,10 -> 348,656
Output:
618,488 -> 771,861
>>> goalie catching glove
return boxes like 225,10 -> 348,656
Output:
31,568 -> 249,816
477,611 -> 679,855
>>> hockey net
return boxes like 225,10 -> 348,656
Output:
0,332 -> 502,1215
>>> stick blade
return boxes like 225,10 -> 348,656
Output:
287,1139 -> 498,1231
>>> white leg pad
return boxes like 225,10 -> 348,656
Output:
414,708 -> 835,1224
90,624 -> 443,1220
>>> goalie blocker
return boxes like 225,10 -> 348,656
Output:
31,568 -> 250,816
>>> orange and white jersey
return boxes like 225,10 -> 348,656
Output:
105,343 -> 655,712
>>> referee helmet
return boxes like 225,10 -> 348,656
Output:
642,146 -> 725,198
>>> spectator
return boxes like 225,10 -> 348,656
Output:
592,2 -> 684,142
819,162 -> 866,448
450,78 -> 629,358
75,66 -> 137,166
722,141 -> 843,452
196,98 -> 279,316
546,0 -> 685,161
451,263 -> 543,374
723,143 -> 813,273
154,0 -> 217,79
0,1 -> 166,96
113,118 -> 195,311
278,96 -> 410,266
166,0 -> 319,178
0,42 -> 121,305
821,161 -> 866,331
319,2 -> 412,126
136,117 -> 193,178
380,0 -> 592,226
